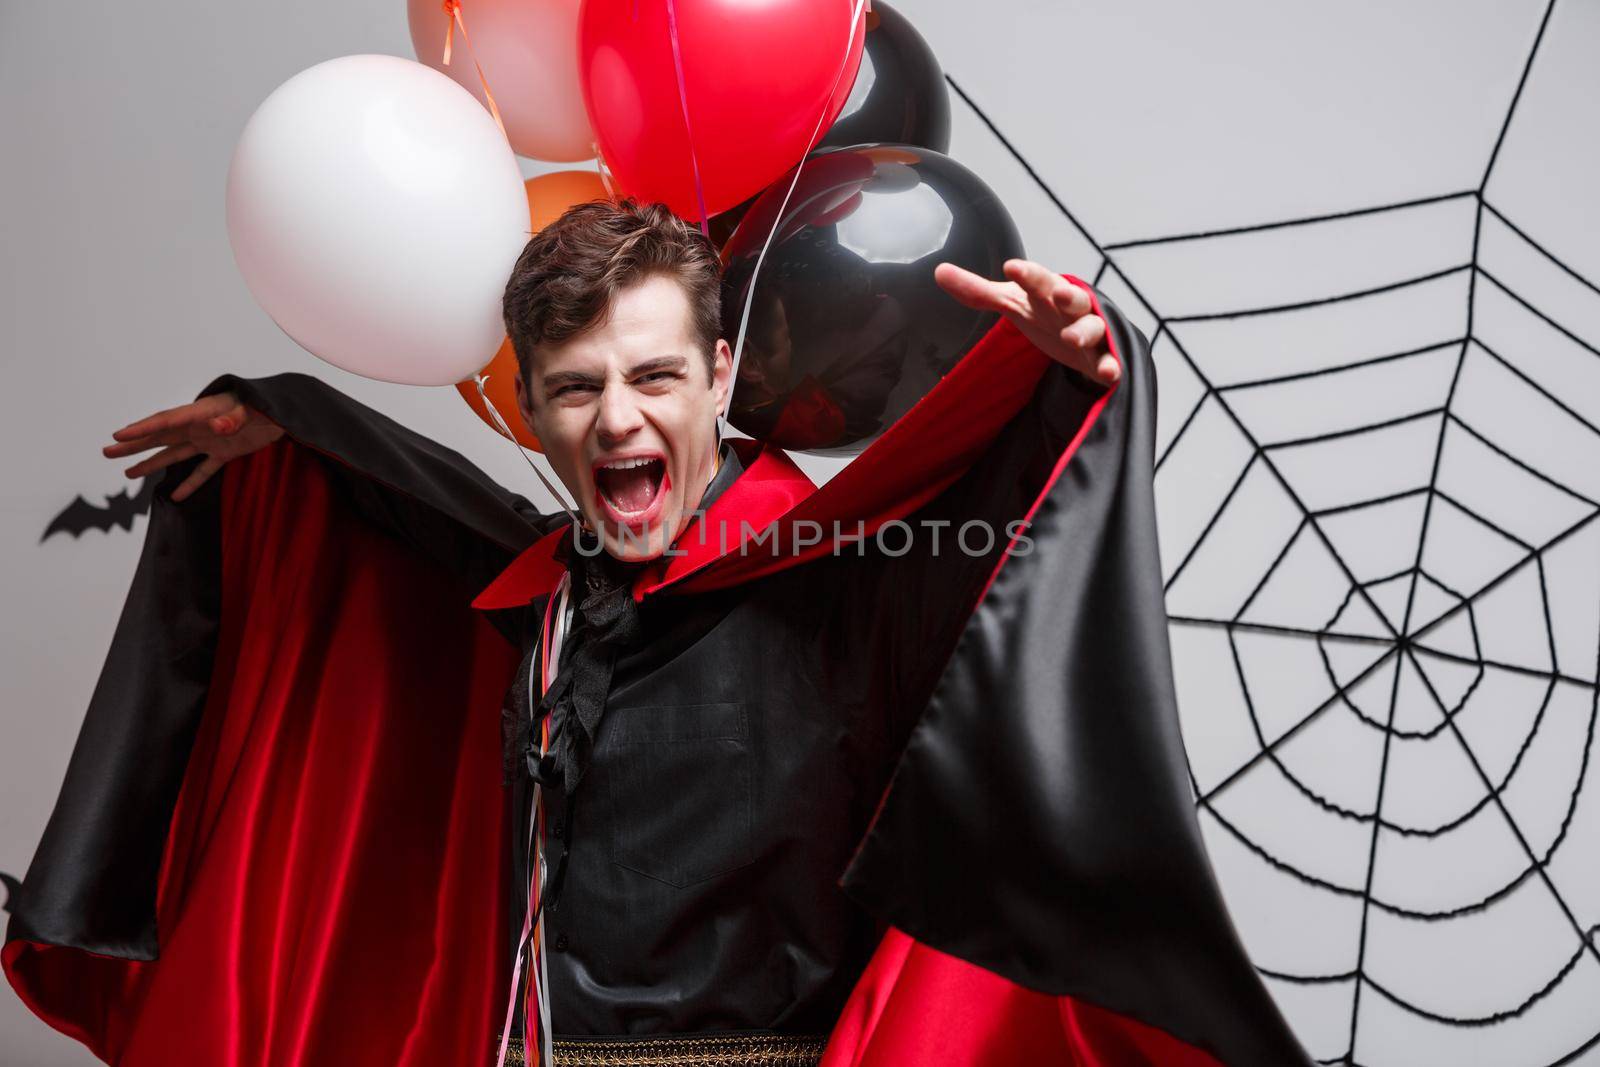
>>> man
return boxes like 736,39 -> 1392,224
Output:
5,200 -> 1310,1066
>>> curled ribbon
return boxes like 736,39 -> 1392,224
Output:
441,0 -> 508,139
662,0 -> 712,238
472,373 -> 579,521
591,141 -> 618,199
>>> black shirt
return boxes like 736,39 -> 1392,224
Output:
505,380 -> 1077,1037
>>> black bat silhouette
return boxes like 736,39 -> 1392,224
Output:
41,477 -> 156,542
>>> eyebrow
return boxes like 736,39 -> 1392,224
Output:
629,355 -> 690,378
540,355 -> 691,393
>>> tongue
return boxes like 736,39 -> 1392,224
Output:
601,465 -> 659,514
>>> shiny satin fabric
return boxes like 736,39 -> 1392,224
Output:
839,293 -> 1314,1066
504,337 -> 1103,1040
821,928 -> 1223,1067
487,290 -> 1306,1061
5,443 -> 521,1065
512,568 -> 904,1038
5,288 -> 1311,1065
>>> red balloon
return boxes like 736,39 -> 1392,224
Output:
579,0 -> 867,222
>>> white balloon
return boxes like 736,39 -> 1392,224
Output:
226,54 -> 528,386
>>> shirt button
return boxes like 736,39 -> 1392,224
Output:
554,934 -> 569,952
553,823 -> 564,839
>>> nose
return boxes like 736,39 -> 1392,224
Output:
594,380 -> 645,446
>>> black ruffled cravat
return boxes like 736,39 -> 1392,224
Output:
498,535 -> 641,795
499,443 -> 745,794
531,541 -> 641,796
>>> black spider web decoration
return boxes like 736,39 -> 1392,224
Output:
945,1 -> 1599,1063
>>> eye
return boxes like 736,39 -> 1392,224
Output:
552,382 -> 598,398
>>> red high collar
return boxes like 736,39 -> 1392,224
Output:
469,438 -> 815,610
471,275 -> 1115,610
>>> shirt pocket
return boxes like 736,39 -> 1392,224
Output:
605,701 -> 756,888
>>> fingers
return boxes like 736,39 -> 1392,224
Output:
123,442 -> 199,480
1002,257 -> 1054,292
1003,259 -> 1094,321
1052,280 -> 1093,319
207,401 -> 248,436
945,258 -> 1117,384
1060,313 -> 1106,352
105,395 -> 247,459
1003,259 -> 1057,323
103,427 -> 188,458
111,392 -> 238,444
1096,351 -> 1122,385
1058,315 -> 1121,385
934,261 -> 1000,310
934,262 -> 1026,315
170,454 -> 224,503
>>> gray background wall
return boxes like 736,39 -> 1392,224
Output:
4,1 -> 1596,1064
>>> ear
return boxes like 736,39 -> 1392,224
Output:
513,365 -> 538,435
710,338 -> 733,418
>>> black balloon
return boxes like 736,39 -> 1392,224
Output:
721,145 -> 1023,455
819,1 -> 950,154
706,192 -> 756,248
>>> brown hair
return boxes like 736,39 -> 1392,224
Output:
503,198 -> 723,385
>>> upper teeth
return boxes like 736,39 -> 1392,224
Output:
602,458 -> 655,470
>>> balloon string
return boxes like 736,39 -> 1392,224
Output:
722,0 -> 869,440
662,0 -> 712,237
591,141 -> 617,199
494,873 -> 533,1067
533,577 -> 567,1067
441,0 -> 508,139
493,575 -> 568,1067
473,373 -> 579,522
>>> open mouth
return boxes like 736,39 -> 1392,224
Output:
593,455 -> 668,529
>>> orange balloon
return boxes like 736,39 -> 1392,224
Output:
458,338 -> 540,450
456,170 -> 613,452
523,169 -> 612,230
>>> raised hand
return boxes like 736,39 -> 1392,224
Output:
103,391 -> 284,502
934,258 -> 1120,387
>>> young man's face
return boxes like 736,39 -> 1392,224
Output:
514,273 -> 733,562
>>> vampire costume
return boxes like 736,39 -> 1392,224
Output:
3,278 -> 1313,1067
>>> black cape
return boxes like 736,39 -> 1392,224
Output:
3,280 -> 1310,1066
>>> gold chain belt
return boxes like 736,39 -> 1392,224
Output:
500,1033 -> 828,1067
